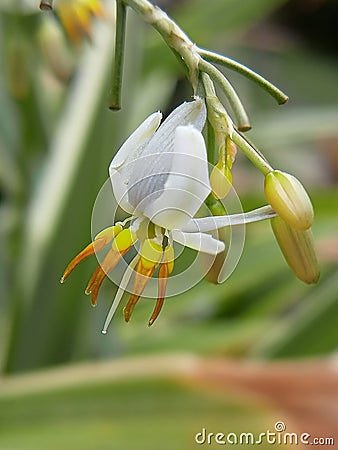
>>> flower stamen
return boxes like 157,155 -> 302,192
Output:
148,245 -> 175,326
60,224 -> 122,283
148,263 -> 168,327
85,248 -> 125,305
123,238 -> 163,322
61,238 -> 105,283
124,262 -> 157,323
85,228 -> 137,305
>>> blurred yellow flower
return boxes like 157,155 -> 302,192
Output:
55,0 -> 105,44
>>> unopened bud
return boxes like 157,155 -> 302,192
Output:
210,137 -> 236,200
264,170 -> 314,231
271,216 -> 319,284
210,163 -> 232,199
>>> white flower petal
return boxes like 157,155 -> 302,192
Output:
109,99 -> 206,218
109,112 -> 162,208
135,126 -> 211,229
181,205 -> 277,233
109,169 -> 134,214
110,111 -> 162,170
140,97 -> 207,160
171,229 -> 225,255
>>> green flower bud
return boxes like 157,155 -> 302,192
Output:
271,216 -> 320,284
265,170 -> 314,230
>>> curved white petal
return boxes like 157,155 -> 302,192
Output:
181,205 -> 277,233
109,99 -> 206,216
140,97 -> 207,160
110,112 -> 162,170
137,126 -> 211,229
109,169 -> 134,214
109,112 -> 162,210
172,229 -> 225,255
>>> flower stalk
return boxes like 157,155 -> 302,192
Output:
120,0 -> 288,120
198,48 -> 289,105
231,131 -> 274,176
200,59 -> 251,131
109,0 -> 127,110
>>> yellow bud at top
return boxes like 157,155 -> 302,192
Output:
140,239 -> 163,269
264,170 -> 314,231
112,228 -> 137,253
94,224 -> 123,242
210,136 -> 236,200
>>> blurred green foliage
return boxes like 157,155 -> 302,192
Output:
1,0 -> 337,370
0,369 -> 296,450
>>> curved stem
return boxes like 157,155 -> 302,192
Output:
200,59 -> 251,131
198,48 -> 289,105
122,0 -> 199,89
232,130 -> 273,176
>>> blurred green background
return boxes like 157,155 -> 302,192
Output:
0,0 -> 337,448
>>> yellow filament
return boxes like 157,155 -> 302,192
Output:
94,224 -> 122,242
124,261 -> 156,322
148,263 -> 169,327
140,239 -> 163,269
85,243 -> 131,305
61,238 -> 106,283
112,228 -> 137,253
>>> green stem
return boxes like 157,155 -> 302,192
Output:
122,0 -> 199,89
198,48 -> 289,105
205,194 -> 227,216
39,0 -> 53,10
109,0 -> 127,110
122,0 -> 193,53
206,119 -> 217,165
232,130 -> 273,176
200,59 -> 251,132
201,71 -> 216,97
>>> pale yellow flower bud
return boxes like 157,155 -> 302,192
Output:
210,137 -> 236,200
210,163 -> 232,199
265,170 -> 314,231
271,216 -> 320,284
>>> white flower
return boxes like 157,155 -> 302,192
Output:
61,98 -> 276,331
